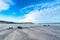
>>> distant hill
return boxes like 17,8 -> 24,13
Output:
0,20 -> 16,24
0,20 -> 34,24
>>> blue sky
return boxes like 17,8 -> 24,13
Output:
0,0 -> 60,23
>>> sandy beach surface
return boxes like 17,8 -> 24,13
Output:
0,24 -> 60,40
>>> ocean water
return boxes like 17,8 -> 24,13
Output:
40,24 -> 60,27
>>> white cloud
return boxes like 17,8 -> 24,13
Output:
0,15 -> 15,22
3,0 -> 14,5
19,0 -> 60,23
0,0 -> 14,11
0,13 -> 24,22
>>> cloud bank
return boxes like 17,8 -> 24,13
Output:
0,0 -> 14,11
19,0 -> 60,23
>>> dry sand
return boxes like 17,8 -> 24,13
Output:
0,24 -> 60,40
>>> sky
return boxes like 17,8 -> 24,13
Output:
0,0 -> 60,23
